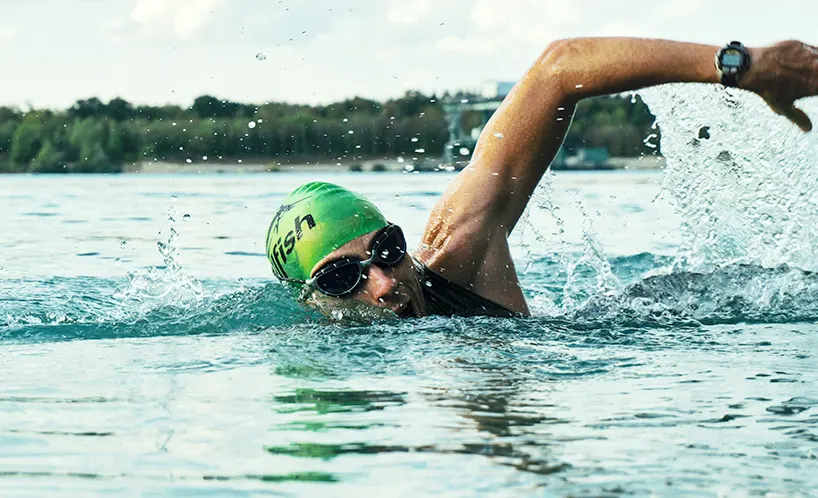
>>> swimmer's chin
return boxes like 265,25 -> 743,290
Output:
304,294 -> 406,323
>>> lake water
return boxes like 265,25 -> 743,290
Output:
2,86 -> 818,496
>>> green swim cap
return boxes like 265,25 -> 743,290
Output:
266,182 -> 388,281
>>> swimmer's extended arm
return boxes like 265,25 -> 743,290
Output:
432,38 -> 818,237
418,37 -> 818,310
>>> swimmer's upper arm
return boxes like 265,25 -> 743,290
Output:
427,40 -> 577,241
425,37 -> 722,245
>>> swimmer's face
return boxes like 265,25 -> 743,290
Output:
303,227 -> 426,319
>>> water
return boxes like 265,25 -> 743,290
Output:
2,88 -> 818,496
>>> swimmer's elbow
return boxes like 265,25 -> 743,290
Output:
532,38 -> 583,101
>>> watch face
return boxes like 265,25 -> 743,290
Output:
721,51 -> 743,68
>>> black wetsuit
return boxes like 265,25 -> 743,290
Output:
414,260 -> 519,318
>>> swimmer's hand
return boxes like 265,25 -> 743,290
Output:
743,41 -> 818,132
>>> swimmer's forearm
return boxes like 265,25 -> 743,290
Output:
540,37 -> 722,101
458,38 -> 727,232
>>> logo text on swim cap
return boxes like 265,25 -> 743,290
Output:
270,213 -> 316,278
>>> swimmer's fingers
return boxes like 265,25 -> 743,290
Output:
765,95 -> 813,132
782,105 -> 813,132
744,41 -> 818,131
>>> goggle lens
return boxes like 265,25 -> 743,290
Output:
311,225 -> 407,297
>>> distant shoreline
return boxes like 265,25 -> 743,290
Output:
127,156 -> 666,174
0,156 -> 666,174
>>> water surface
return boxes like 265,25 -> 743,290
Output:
2,85 -> 818,496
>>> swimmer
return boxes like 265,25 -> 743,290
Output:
266,38 -> 818,318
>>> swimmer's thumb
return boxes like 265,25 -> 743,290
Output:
765,95 -> 813,132
781,104 -> 813,132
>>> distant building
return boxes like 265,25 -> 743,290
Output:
439,80 -> 612,170
480,81 -> 516,99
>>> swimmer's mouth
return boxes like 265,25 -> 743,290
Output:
397,302 -> 415,318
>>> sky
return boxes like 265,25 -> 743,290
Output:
1,0 -> 817,109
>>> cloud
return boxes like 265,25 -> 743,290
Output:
0,27 -> 16,42
387,0 -> 434,26
433,0 -> 586,57
655,0 -> 705,21
3,0 -> 816,109
436,35 -> 498,55
130,0 -> 226,39
470,0 -> 581,44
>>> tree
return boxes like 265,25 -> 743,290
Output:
68,98 -> 106,119
107,98 -> 134,121
74,142 -> 112,173
9,119 -> 44,166
191,95 -> 254,119
30,140 -> 65,173
0,120 -> 18,156
0,91 -> 661,174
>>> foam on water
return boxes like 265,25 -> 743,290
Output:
640,85 -> 818,271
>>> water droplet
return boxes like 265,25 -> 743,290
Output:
404,164 -> 415,172
185,158 -> 192,164
248,121 -> 257,129
182,214 -> 191,221
397,156 -> 404,163
643,133 -> 658,149
424,280 -> 432,287
460,98 -> 469,103
342,118 -> 348,122
348,130 -> 354,134
202,155 -> 208,160
458,147 -> 470,156
493,132 -> 504,139
414,148 -> 425,153
255,53 -> 267,61
630,92 -> 637,104
411,137 -> 419,142
575,84 -> 584,88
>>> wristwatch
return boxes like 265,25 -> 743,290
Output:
715,41 -> 751,87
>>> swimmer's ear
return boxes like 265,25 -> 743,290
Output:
297,286 -> 316,304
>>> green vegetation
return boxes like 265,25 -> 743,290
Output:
0,92 -> 658,173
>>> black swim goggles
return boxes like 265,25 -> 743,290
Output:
285,223 -> 407,297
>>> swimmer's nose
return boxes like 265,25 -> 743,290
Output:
364,265 -> 398,302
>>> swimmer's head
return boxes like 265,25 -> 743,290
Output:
266,182 -> 425,317
266,182 -> 389,281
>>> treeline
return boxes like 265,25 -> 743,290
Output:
0,92 -> 658,173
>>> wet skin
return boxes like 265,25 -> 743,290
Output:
307,38 -> 818,318
304,228 -> 427,318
